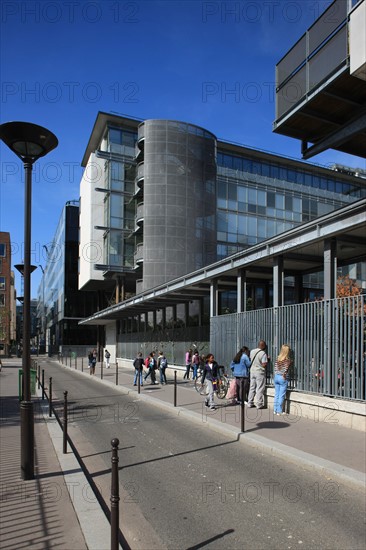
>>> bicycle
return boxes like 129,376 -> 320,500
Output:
194,367 -> 229,399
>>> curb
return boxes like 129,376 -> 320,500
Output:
36,385 -> 123,550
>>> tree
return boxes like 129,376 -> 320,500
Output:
336,275 -> 362,298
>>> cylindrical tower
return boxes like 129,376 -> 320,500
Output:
139,120 -> 217,290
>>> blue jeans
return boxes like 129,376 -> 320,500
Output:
274,373 -> 288,413
160,367 -> 167,384
134,369 -> 143,385
192,364 -> 198,380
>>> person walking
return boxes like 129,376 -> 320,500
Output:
133,352 -> 144,386
273,344 -> 292,415
90,348 -> 97,375
105,349 -> 111,368
192,351 -> 200,381
230,346 -> 251,404
157,351 -> 168,385
144,351 -> 157,384
88,350 -> 93,371
247,340 -> 268,409
200,353 -> 218,410
183,349 -> 192,380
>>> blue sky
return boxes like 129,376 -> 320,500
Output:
1,0 -> 364,298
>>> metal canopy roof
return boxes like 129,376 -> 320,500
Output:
80,199 -> 366,325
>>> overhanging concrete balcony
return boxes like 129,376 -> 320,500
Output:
273,0 -> 366,159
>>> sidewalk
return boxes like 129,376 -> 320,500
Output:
0,359 -> 88,550
1,356 -> 365,550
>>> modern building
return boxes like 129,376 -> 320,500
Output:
79,112 -> 365,307
0,232 -> 16,356
37,201 -> 98,356
78,112 -> 366,364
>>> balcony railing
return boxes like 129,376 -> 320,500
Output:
275,0 -> 349,121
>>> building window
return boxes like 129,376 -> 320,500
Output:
0,244 -> 5,257
0,277 -> 5,290
0,293 -> 5,307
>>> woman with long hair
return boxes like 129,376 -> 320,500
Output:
273,344 -> 292,415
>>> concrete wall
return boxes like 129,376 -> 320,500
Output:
79,153 -> 106,290
266,387 -> 366,432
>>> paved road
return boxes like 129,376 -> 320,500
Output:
44,361 -> 365,550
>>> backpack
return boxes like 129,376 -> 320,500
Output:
145,357 -> 150,368
160,357 -> 167,368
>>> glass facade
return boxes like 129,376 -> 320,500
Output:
37,202 -> 97,353
215,150 -> 364,259
102,128 -> 137,269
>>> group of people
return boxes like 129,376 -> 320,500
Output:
133,350 -> 168,386
131,342 -> 292,415
229,340 -> 292,415
183,349 -> 205,380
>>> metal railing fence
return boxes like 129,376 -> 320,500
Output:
211,295 -> 365,401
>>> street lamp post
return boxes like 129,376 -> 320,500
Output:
38,265 -> 45,355
0,122 -> 58,480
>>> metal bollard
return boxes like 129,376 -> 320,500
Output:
42,369 -> 45,400
240,378 -> 245,433
101,360 -> 103,380
81,357 -> 83,372
37,364 -> 41,390
49,377 -> 53,417
63,391 -> 68,454
75,356 -> 77,370
115,361 -> 118,386
174,370 -> 177,407
110,438 -> 120,550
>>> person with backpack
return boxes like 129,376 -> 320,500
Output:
144,351 -> 157,384
105,349 -> 111,368
157,351 -> 168,385
200,353 -> 218,411
133,352 -> 144,386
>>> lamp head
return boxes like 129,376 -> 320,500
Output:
0,121 -> 58,164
